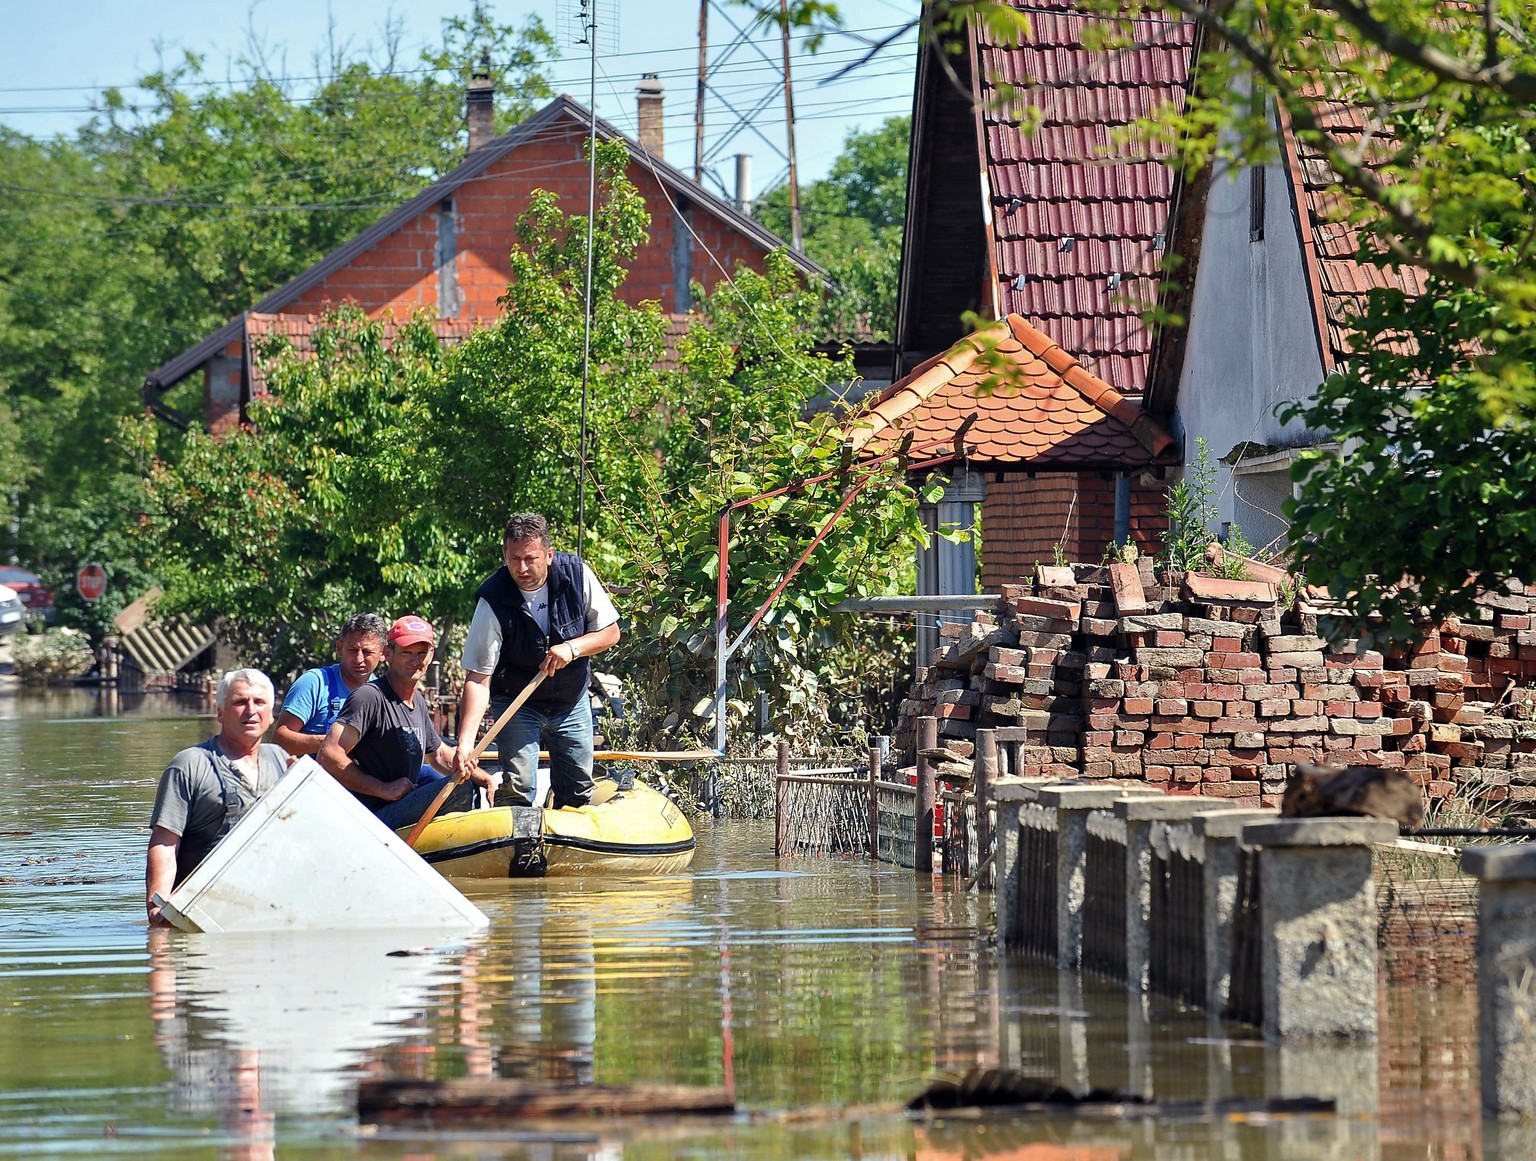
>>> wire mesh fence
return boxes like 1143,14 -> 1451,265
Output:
1227,846 -> 1264,1026
1150,845 -> 1206,1006
1374,842 -> 1480,990
1017,806 -> 1059,960
773,774 -> 870,858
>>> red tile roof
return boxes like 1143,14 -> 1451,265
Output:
848,314 -> 1176,469
244,310 -> 696,395
244,313 -> 482,396
1278,94 -> 1427,372
976,2 -> 1198,393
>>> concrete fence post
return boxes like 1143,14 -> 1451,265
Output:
975,729 -> 997,891
1114,797 -> 1248,993
1194,809 -> 1280,1016
991,780 -> 1032,947
1038,785 -> 1161,971
1462,845 -> 1536,1117
1243,818 -> 1397,1040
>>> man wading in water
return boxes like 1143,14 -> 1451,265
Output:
145,669 -> 289,926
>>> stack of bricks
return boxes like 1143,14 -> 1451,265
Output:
894,563 -> 1536,811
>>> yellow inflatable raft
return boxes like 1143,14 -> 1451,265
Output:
403,777 -> 696,878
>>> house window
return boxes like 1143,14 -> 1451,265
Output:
915,471 -> 982,668
436,199 -> 460,318
1249,165 -> 1266,243
672,202 -> 694,312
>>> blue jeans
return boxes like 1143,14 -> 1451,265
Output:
371,769 -> 476,829
491,696 -> 594,809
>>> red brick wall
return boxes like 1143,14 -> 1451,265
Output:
898,574 -> 1536,812
282,120 -> 774,323
981,474 -> 1170,590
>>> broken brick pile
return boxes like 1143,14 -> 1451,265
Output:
895,561 -> 1536,810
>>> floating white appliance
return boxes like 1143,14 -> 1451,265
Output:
156,757 -> 488,933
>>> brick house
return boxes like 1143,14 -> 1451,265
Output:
876,0 -> 1413,597
145,88 -> 812,431
866,0 -> 1194,616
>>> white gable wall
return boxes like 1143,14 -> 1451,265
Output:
1172,155 -> 1329,553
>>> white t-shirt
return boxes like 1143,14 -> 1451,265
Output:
460,562 -> 619,676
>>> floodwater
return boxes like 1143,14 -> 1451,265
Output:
0,690 -> 1524,1158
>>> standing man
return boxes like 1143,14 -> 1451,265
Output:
146,669 -> 289,926
455,513 -> 621,809
273,613 -> 388,756
319,615 -> 497,828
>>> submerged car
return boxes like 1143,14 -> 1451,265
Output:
0,585 -> 25,635
0,567 -> 51,622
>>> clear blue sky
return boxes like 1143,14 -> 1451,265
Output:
0,0 -> 917,191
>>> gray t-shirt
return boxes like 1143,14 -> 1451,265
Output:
460,562 -> 619,676
333,679 -> 442,809
149,739 -> 288,845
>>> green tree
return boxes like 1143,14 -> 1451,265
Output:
135,145 -> 928,732
1122,0 -> 1536,639
755,117 -> 910,341
0,10 -> 554,636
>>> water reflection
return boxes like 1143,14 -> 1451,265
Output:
0,689 -> 1501,1157
146,925 -> 468,1155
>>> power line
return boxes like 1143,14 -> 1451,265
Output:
0,21 -> 912,96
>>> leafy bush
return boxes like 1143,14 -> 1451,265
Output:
11,627 -> 94,684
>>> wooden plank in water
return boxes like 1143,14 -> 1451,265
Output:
357,1079 -> 735,1122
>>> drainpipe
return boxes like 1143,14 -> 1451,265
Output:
1113,472 -> 1131,548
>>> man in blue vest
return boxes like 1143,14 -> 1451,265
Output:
454,513 -> 620,808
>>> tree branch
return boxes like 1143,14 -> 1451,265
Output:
1156,0 -> 1492,293
1317,0 -> 1536,102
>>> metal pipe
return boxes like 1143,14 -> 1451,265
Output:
734,153 -> 752,215
774,741 -> 790,857
1113,471 -> 1131,548
835,595 -> 996,613
710,440 -> 966,754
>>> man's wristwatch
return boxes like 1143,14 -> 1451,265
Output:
568,642 -> 580,660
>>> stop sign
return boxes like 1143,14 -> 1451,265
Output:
76,563 -> 108,602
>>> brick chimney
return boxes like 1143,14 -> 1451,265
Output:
636,73 -> 664,159
467,51 -> 494,153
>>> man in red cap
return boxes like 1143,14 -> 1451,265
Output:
319,614 -> 498,828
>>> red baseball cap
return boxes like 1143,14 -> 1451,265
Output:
388,615 -> 435,647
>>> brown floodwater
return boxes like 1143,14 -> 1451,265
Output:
0,690 -> 1524,1158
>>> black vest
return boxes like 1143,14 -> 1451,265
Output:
476,553 -> 590,713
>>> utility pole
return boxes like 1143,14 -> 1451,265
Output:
695,0 -> 708,182
779,0 -> 802,250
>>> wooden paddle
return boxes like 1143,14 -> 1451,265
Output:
404,671 -> 545,849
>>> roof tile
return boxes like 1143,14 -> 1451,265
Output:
847,315 -> 1177,469
972,0 -> 1198,394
